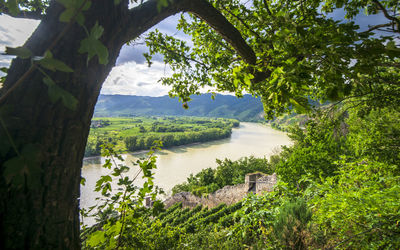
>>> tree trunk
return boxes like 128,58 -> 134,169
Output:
0,1 -> 129,248
0,0 -> 255,248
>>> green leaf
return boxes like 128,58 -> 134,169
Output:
36,52 -> 74,72
5,46 -> 32,59
59,8 -> 75,23
386,41 -> 397,50
103,175 -> 112,183
289,98 -> 307,113
75,13 -> 85,26
43,77 -> 78,110
81,177 -> 86,186
87,230 -> 106,247
78,22 -> 109,65
285,57 -> 297,65
57,0 -> 91,25
0,67 -> 8,74
3,144 -> 42,189
90,22 -> 104,40
0,67 -> 8,82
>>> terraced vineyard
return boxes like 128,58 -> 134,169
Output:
80,201 -> 249,249
155,202 -> 242,233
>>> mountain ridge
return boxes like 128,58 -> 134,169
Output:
94,93 -> 265,121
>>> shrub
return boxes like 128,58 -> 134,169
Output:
273,198 -> 313,249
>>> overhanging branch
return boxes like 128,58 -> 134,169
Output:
126,0 -> 257,65
361,23 -> 394,34
373,0 -> 400,32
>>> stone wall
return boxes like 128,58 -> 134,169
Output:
163,173 -> 277,209
255,173 -> 277,193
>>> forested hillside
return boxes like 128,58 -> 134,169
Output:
94,94 -> 264,121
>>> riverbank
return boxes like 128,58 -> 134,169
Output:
81,122 -> 290,202
85,116 -> 239,157
81,122 -> 291,226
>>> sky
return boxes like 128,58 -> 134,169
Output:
0,4 -> 391,96
0,12 -> 188,96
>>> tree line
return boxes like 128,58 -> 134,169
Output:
85,117 -> 239,156
172,156 -> 273,196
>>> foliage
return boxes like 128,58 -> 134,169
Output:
172,156 -> 272,196
273,198 -> 313,249
276,106 -> 400,189
123,105 -> 398,249
275,113 -> 347,188
346,107 -> 400,166
145,0 -> 400,118
81,142 -> 164,249
307,159 -> 400,249
269,112 -> 309,132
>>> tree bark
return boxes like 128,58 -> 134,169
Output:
0,0 -> 255,248
0,1 -> 130,248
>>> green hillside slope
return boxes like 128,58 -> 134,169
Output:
94,94 -> 264,121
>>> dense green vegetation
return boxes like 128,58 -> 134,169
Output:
84,0 -> 400,243
83,105 -> 400,249
85,116 -> 239,156
94,94 -> 264,121
172,156 -> 273,196
268,99 -> 323,131
269,112 -> 309,131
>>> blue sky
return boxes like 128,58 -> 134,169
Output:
0,4 -> 391,96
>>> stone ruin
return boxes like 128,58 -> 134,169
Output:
163,172 -> 277,209
246,172 -> 277,194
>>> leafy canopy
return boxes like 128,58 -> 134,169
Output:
144,0 -> 400,118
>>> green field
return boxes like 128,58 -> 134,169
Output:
85,116 -> 239,156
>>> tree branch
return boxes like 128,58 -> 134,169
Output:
373,0 -> 400,32
360,22 -> 393,34
157,41 -> 211,71
220,5 -> 263,41
126,0 -> 257,65
263,0 -> 272,16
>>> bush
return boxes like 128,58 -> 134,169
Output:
273,198 -> 313,250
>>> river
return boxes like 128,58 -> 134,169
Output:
80,122 -> 291,214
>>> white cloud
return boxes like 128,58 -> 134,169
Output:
117,13 -> 192,65
0,15 -> 39,51
0,13 -> 190,97
0,15 -> 39,71
101,61 -> 173,96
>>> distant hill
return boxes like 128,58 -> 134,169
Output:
94,94 -> 265,121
